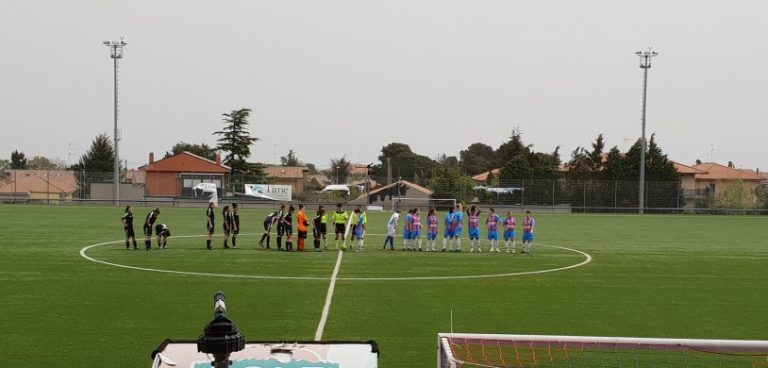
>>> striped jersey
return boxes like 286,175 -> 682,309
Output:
504,216 -> 517,231
428,214 -> 438,232
411,213 -> 423,232
523,217 -> 535,234
468,212 -> 480,230
487,214 -> 501,232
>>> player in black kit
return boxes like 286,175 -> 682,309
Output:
206,202 -> 215,250
231,203 -> 240,248
121,205 -> 137,250
143,208 -> 160,251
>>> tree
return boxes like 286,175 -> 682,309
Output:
213,108 -> 259,173
430,165 -> 475,203
376,142 -> 435,183
71,133 -> 116,198
0,159 -> 10,172
165,142 -> 216,161
714,180 -> 754,210
27,156 -> 67,170
459,143 -> 495,176
11,150 -> 27,169
327,156 -> 352,184
280,149 -> 302,167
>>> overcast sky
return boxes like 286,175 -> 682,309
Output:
2,0 -> 767,171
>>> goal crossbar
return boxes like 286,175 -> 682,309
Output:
438,333 -> 768,368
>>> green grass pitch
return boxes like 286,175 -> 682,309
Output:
1,204 -> 767,367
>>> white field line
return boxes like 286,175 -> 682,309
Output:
314,249 -> 344,341
79,234 -> 592,281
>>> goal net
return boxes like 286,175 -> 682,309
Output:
438,333 -> 768,368
393,197 -> 456,211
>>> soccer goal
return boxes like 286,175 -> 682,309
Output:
437,333 -> 768,368
393,197 -> 456,211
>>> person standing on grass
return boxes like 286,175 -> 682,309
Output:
222,205 -> 233,249
383,210 -> 400,250
313,206 -> 324,252
283,205 -> 295,251
231,203 -> 240,248
259,204 -> 284,249
521,210 -> 536,254
486,207 -> 502,252
331,203 -> 348,250
441,207 -> 455,252
503,211 -> 517,253
143,208 -> 160,251
297,204 -> 309,251
318,205 -> 328,249
467,205 -> 482,252
402,208 -> 413,250
426,207 -> 439,252
276,203 -> 287,251
353,207 -> 367,252
206,202 -> 215,250
154,223 -> 171,249
121,205 -> 137,250
411,208 -> 424,251
452,204 -> 464,252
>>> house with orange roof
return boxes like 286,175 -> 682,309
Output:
690,162 -> 764,205
471,169 -> 501,185
144,152 -> 230,198
0,169 -> 77,203
264,165 -> 310,194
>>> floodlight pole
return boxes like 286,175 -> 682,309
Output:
104,38 -> 126,205
636,48 -> 657,214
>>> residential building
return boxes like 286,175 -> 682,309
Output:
144,152 -> 230,198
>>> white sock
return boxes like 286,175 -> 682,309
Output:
457,238 -> 462,251
442,238 -> 447,249
418,238 -> 422,249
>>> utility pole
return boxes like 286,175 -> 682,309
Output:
104,38 -> 126,205
635,47 -> 657,214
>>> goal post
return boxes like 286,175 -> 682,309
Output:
393,197 -> 456,211
438,333 -> 768,368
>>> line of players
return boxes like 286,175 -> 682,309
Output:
120,202 -> 535,253
388,204 -> 536,254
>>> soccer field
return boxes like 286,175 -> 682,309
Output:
2,205 -> 767,367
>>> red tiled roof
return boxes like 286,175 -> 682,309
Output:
692,162 -> 763,181
264,166 -> 308,179
673,161 -> 708,175
471,169 -> 501,182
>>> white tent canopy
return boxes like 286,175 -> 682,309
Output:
473,186 -> 523,194
320,184 -> 351,195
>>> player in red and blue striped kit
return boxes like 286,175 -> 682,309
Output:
486,207 -> 502,252
426,208 -> 439,252
521,210 -> 536,254
503,211 -> 517,253
467,205 -> 482,252
411,208 -> 424,251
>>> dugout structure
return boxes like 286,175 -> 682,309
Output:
438,333 -> 768,368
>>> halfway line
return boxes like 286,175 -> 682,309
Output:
315,249 -> 344,341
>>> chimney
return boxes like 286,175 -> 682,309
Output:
149,152 -> 155,164
215,153 -> 222,165
728,161 -> 734,168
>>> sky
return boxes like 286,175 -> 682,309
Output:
1,0 -> 767,171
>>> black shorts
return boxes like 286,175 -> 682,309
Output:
319,223 -> 327,235
143,225 -> 152,237
207,223 -> 215,235
298,230 -> 308,239
125,226 -> 135,237
334,224 -> 345,234
283,225 -> 293,236
351,224 -> 357,234
277,223 -> 285,236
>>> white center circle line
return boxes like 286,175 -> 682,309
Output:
79,234 -> 592,281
